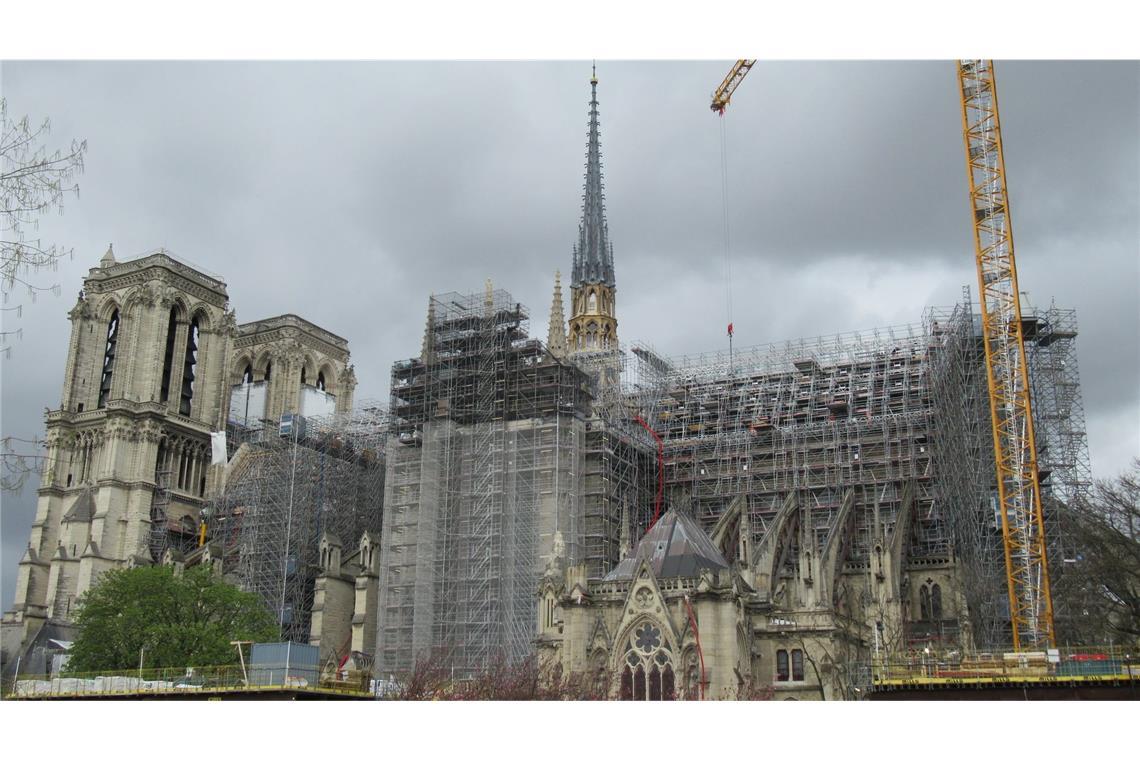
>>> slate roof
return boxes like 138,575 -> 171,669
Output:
603,509 -> 730,581
61,489 -> 95,522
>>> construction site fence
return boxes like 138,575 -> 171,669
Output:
871,646 -> 1140,683
7,664 -> 378,699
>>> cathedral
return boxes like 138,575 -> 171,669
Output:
2,70 -> 1091,700
0,248 -> 358,675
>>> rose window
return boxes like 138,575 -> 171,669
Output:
635,623 -> 661,653
619,621 -> 675,701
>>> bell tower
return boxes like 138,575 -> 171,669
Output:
6,247 -> 234,650
567,67 -> 618,355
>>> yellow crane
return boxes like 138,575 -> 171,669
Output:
709,59 -> 1056,649
956,60 -> 1054,649
710,60 -> 756,114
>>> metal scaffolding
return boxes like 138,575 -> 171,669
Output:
926,293 -> 1005,648
205,404 -> 387,644
370,281 -> 1089,672
1023,303 -> 1092,638
377,287 -> 608,680
927,292 -> 1093,649
631,320 -> 946,581
620,292 -> 1089,652
571,349 -> 658,576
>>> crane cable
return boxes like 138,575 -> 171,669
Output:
719,112 -> 735,375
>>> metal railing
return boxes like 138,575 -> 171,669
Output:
871,645 -> 1140,685
7,664 -> 374,699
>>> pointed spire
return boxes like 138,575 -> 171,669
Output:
572,66 -> 615,289
100,243 -> 116,268
420,294 -> 436,364
548,271 -> 568,357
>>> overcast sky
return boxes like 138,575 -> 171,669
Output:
1,60 -> 1137,610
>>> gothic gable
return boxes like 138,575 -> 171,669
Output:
613,559 -> 680,654
610,560 -> 682,699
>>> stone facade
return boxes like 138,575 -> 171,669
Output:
2,246 -> 358,677
226,314 -> 355,427
539,502 -> 964,700
309,531 -> 380,666
4,249 -> 233,658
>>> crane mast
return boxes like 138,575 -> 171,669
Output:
707,58 -> 1057,650
711,60 -> 756,114
956,59 -> 1055,650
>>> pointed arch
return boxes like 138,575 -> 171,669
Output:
96,296 -> 123,323
298,353 -> 317,388
317,363 -> 335,393
752,492 -> 799,598
188,305 -> 212,332
253,352 -> 274,382
230,353 -> 255,385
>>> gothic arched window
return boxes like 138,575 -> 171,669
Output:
618,620 -> 676,701
242,363 -> 253,384
587,291 -> 597,313
919,584 -> 931,621
97,310 -> 120,408
160,308 -> 178,403
620,666 -> 633,700
300,366 -> 307,386
317,371 -> 326,392
179,316 -> 200,416
931,583 -> 943,620
776,649 -> 789,681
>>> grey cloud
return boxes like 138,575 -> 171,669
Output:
1,60 -> 1136,610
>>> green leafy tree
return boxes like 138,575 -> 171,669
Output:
66,566 -> 279,673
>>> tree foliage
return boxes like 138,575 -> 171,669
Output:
1053,458 -> 1140,647
66,566 -> 279,673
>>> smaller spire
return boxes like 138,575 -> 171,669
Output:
100,243 -> 116,268
548,271 -> 568,358
484,278 -> 494,318
420,294 -> 436,364
619,497 -> 631,560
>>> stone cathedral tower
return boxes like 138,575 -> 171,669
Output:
7,247 -> 235,651
565,68 -> 618,355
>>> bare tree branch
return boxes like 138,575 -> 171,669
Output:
1053,458 -> 1140,646
1,96 -> 87,354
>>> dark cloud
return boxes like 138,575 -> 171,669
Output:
2,61 -> 1136,609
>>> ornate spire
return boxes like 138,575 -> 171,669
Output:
420,294 -> 436,364
547,271 -> 568,358
571,67 -> 615,289
100,243 -> 116,268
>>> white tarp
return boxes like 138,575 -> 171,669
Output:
210,431 -> 228,464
